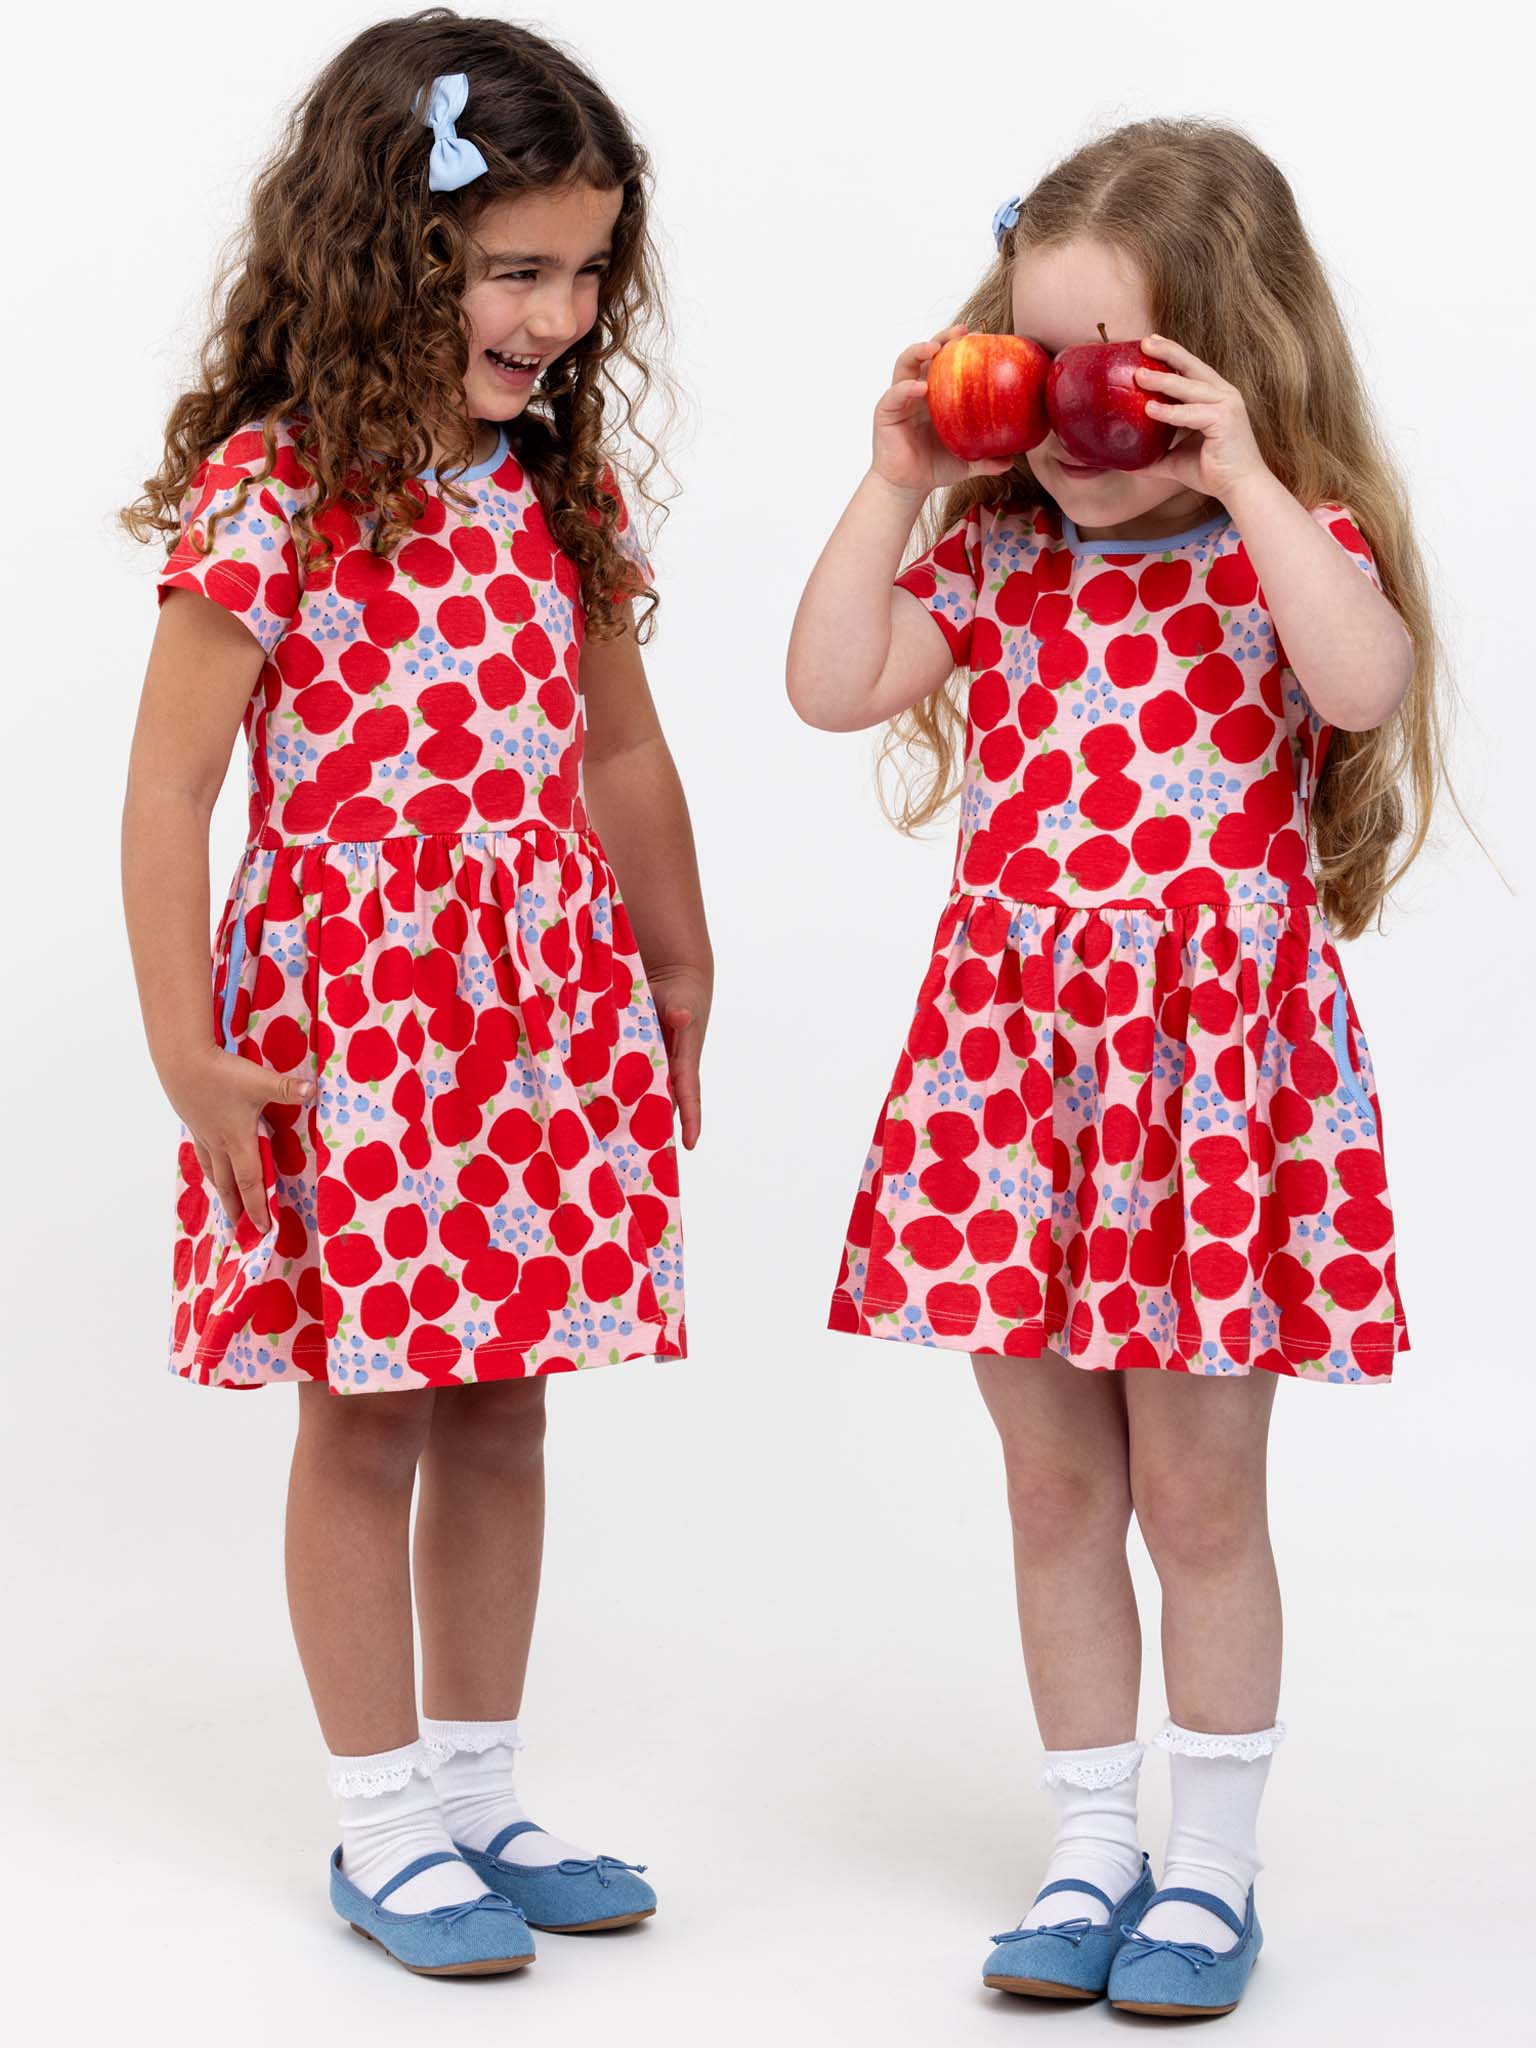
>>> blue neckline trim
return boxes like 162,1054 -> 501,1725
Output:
416,424 -> 509,483
1060,508 -> 1230,558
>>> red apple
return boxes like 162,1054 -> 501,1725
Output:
926,333 -> 1050,461
1046,325 -> 1173,471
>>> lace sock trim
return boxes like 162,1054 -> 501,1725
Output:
420,1717 -> 526,1770
1040,1739 -> 1146,1791
1155,1718 -> 1286,1762
325,1738 -> 432,1800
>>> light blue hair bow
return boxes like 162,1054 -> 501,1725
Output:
421,72 -> 489,193
992,193 -> 1022,249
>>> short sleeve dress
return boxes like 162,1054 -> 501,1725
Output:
828,497 -> 1408,1383
159,418 -> 685,1392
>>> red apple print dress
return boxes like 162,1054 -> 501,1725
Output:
829,499 -> 1408,1382
159,418 -> 685,1393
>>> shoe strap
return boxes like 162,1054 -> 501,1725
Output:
484,1819 -> 544,1860
1141,1885 -> 1245,1938
1033,1876 -> 1115,1914
372,1850 -> 466,1906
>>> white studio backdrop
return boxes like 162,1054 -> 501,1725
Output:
4,1 -> 1533,2042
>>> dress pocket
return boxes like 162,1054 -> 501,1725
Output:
1329,982 -> 1377,1137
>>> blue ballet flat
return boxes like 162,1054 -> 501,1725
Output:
329,1847 -> 535,1976
983,1855 -> 1155,1999
1107,1884 -> 1262,2016
456,1820 -> 656,1932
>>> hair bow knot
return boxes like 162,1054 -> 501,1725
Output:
421,72 -> 489,193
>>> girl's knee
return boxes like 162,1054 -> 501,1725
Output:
296,1385 -> 436,1484
427,1380 -> 547,1472
1131,1460 -> 1267,1573
1003,1457 -> 1132,1558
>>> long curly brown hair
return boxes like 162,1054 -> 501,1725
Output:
120,8 -> 673,643
883,117 -> 1454,939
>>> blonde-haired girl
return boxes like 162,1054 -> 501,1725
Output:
789,116 -> 1438,2018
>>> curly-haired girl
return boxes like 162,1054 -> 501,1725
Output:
121,8 -> 710,1977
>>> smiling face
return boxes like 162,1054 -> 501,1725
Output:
458,181 -> 625,429
1010,236 -> 1211,540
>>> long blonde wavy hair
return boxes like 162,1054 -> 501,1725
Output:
120,8 -> 674,643
882,117 -> 1449,938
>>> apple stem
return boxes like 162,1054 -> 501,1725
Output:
1098,322 -> 1109,345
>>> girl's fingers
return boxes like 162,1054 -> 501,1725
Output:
1145,401 -> 1220,427
1136,366 -> 1223,401
661,1004 -> 702,1147
208,1149 -> 243,1223
256,1067 -> 316,1108
230,1137 -> 271,1233
1142,333 -> 1218,381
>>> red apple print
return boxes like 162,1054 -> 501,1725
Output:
1021,748 -> 1071,807
969,670 -> 1009,729
438,595 -> 487,648
340,640 -> 391,694
326,1233 -> 382,1287
1018,684 -> 1058,738
419,680 -> 475,729
1031,592 -> 1074,639
1266,830 -> 1306,885
1034,546 -> 1072,593
417,726 -> 483,780
363,590 -> 419,648
920,1158 -> 980,1214
486,573 -> 536,624
329,796 -> 398,839
987,1264 -> 1043,1321
472,767 -> 525,822
511,515 -> 555,582
1081,724 -> 1135,774
1137,690 -> 1197,753
1065,835 -> 1130,890
450,526 -> 498,576
927,1283 -> 981,1334
989,793 -> 1039,851
1105,633 -> 1158,690
538,677 -> 576,728
1205,548 -> 1258,606
1078,774 -> 1139,831
1038,631 -> 1089,690
1129,560 -> 1193,620
1208,809 -> 1268,869
336,547 -> 395,603
583,1241 -> 633,1303
1132,814 -> 1191,872
998,847 -> 1062,897
995,569 -> 1038,626
346,1026 -> 398,1085
1162,604 -> 1222,657
1210,704 -> 1275,762
402,786 -> 471,834
353,705 -> 409,758
514,621 -> 556,678
970,619 -> 1003,671
478,653 -> 525,711
1186,652 -> 1242,714
281,780 -> 339,834
1077,568 -> 1137,625
980,726 -> 1024,782
398,537 -> 455,587
901,1216 -> 965,1269
1191,1241 -> 1247,1298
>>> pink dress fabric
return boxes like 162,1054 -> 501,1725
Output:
829,497 -> 1408,1382
159,418 -> 685,1392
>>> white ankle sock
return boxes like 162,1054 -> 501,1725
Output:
329,1738 -> 487,1913
423,1718 -> 591,1867
1138,1719 -> 1285,1950
1021,1739 -> 1145,1929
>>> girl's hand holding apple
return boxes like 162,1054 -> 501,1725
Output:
1134,333 -> 1270,497
872,327 -> 1019,498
